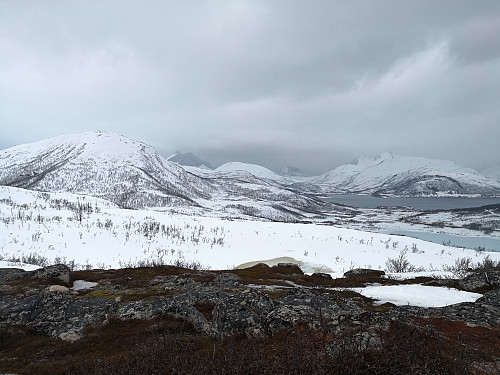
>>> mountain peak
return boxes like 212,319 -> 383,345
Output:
279,166 -> 306,177
166,151 -> 212,169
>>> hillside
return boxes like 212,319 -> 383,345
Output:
1,185 -> 498,273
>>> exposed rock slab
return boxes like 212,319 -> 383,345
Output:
0,290 -> 116,340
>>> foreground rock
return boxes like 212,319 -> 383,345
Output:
0,290 -> 115,341
0,265 -> 499,345
212,290 -> 274,338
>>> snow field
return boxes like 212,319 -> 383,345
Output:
1,186 -> 499,274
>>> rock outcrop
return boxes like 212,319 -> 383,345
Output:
1,265 -> 499,344
28,264 -> 72,284
212,290 -> 274,338
0,289 -> 115,341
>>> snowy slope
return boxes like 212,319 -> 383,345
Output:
213,162 -> 322,194
2,185 -> 498,275
312,153 -> 500,196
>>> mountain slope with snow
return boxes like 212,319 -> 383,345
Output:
0,131 -> 215,208
312,153 -> 500,196
0,132 -> 336,220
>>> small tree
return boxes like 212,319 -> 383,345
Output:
443,257 -> 472,278
385,249 -> 412,273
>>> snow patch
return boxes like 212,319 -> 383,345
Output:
0,261 -> 41,271
353,284 -> 482,307
72,280 -> 98,291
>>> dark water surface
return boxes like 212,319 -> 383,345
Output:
323,194 -> 500,210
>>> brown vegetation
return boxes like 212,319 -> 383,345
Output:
1,315 -> 495,375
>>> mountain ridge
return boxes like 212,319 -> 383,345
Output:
1,133 -> 499,208
0,131 -> 334,221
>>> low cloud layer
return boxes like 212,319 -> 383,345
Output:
1,1 -> 499,175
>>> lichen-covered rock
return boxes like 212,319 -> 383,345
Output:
28,264 -> 72,284
0,267 -> 27,283
476,288 -> 500,306
344,268 -> 385,278
211,290 -> 274,338
459,271 -> 500,292
174,290 -> 227,305
48,285 -> 70,293
152,275 -> 201,291
0,290 -> 116,340
265,289 -> 363,333
117,298 -> 210,333
213,272 -> 241,287
272,263 -> 304,275
441,289 -> 500,327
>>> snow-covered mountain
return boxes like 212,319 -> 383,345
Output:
311,153 -> 500,196
215,162 -> 294,184
166,151 -> 212,169
2,132 -> 497,222
212,154 -> 500,197
0,132 -> 334,221
0,131 -> 216,208
213,162 -> 321,194
279,166 -> 306,177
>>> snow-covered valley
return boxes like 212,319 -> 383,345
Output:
1,185 -> 498,277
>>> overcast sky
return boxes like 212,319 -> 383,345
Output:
1,1 -> 499,175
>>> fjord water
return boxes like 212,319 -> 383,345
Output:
388,230 -> 500,252
324,194 -> 500,210
324,194 -> 500,252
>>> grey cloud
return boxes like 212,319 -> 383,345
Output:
1,1 -> 499,175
